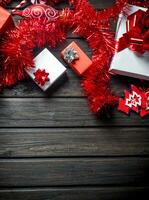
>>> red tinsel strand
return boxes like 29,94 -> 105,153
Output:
69,0 -> 118,113
69,0 -> 149,114
0,17 -> 65,86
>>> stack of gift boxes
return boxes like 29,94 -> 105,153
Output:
26,41 -> 92,91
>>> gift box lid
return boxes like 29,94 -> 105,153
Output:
110,4 -> 149,81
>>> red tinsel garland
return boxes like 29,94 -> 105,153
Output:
70,0 -> 149,113
0,17 -> 65,86
70,0 -> 119,113
0,0 -> 148,115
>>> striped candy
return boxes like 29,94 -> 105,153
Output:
11,0 -> 47,14
12,0 -> 27,13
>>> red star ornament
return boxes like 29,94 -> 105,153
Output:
33,69 -> 49,86
118,85 -> 144,115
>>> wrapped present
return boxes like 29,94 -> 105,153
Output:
110,4 -> 149,80
0,6 -> 14,35
61,42 -> 92,76
26,48 -> 67,91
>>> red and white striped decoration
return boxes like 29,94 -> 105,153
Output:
31,0 -> 47,4
11,0 -> 27,13
11,0 -> 47,14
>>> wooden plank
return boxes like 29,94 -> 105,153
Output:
1,74 -> 144,99
0,128 -> 149,157
1,74 -> 144,98
0,158 -> 149,187
0,98 -> 149,127
0,186 -> 148,200
1,69 -> 83,98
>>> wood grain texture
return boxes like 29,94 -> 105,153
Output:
1,0 -> 148,199
1,69 -> 83,98
1,75 -> 145,99
0,128 -> 149,157
0,187 -> 148,200
0,158 -> 149,187
0,98 -> 149,127
1,72 -> 143,98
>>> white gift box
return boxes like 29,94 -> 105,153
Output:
110,4 -> 149,80
26,48 -> 67,91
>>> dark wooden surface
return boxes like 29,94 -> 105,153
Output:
0,0 -> 149,199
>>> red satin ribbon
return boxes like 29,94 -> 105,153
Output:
117,9 -> 149,53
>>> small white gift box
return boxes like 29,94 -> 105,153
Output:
110,4 -> 149,80
26,48 -> 67,91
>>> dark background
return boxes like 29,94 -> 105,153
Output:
0,0 -> 149,199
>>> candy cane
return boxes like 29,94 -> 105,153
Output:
11,0 -> 27,13
11,0 -> 47,14
31,0 -> 47,4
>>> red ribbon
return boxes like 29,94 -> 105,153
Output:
117,9 -> 149,53
34,69 -> 49,86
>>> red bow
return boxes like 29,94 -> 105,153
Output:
34,69 -> 49,86
117,9 -> 149,53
